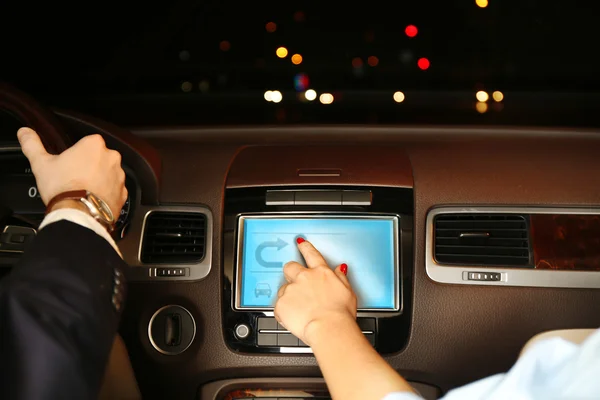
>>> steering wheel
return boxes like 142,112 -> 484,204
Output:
0,82 -> 71,155
0,83 -> 72,230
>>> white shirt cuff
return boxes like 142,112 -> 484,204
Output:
39,208 -> 122,258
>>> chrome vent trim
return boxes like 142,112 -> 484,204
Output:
140,211 -> 207,264
119,205 -> 213,282
426,207 -> 600,289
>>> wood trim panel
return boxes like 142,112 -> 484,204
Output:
532,214 -> 600,271
226,145 -> 413,188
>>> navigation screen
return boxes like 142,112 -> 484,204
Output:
236,215 -> 399,311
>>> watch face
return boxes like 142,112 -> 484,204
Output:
87,192 -> 115,223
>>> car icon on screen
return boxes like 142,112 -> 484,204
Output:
255,282 -> 272,298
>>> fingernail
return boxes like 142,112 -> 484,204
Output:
296,237 -> 305,245
340,263 -> 348,275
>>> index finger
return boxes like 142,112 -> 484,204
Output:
297,240 -> 329,269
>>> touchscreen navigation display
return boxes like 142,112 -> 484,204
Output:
235,215 -> 399,311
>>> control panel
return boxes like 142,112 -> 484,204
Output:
222,186 -> 414,354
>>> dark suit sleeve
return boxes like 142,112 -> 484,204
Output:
0,220 -> 127,400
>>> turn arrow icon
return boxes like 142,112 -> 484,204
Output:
254,238 -> 289,268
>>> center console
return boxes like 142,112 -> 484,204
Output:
223,186 -> 413,354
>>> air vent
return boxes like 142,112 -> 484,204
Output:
434,214 -> 531,266
141,212 -> 206,264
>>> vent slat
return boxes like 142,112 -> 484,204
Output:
434,213 -> 532,267
141,212 -> 207,264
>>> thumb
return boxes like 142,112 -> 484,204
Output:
334,263 -> 352,289
17,127 -> 49,165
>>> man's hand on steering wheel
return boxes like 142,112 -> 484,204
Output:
17,127 -> 127,218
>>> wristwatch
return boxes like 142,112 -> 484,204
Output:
46,190 -> 116,232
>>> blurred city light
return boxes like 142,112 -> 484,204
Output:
476,91 -> 489,102
368,56 -> 379,67
417,58 -> 430,70
266,22 -> 277,33
294,11 -> 305,22
393,91 -> 405,103
319,93 -> 334,104
294,73 -> 309,91
219,41 -> 231,51
179,50 -> 190,61
305,89 -> 317,101
476,102 -> 488,113
493,91 -> 504,102
271,90 -> 283,103
198,80 -> 209,92
405,25 -> 418,38
476,0 -> 488,8
181,81 -> 192,92
352,57 -> 363,68
264,91 -> 273,101
291,54 -> 303,65
276,47 -> 288,58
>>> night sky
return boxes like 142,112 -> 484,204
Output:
1,1 -> 599,125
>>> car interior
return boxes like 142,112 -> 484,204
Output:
2,2 -> 600,399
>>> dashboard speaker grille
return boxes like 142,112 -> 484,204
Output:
434,214 -> 532,266
141,212 -> 207,264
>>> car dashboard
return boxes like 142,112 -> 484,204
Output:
3,103 -> 600,399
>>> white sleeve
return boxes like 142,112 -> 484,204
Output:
39,208 -> 122,258
382,392 -> 424,400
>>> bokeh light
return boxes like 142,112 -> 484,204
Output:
264,91 -> 273,101
271,90 -> 282,103
319,93 -> 334,104
181,81 -> 192,92
276,47 -> 288,58
476,0 -> 488,8
493,91 -> 504,102
294,11 -> 305,22
476,102 -> 488,113
266,22 -> 277,33
405,25 -> 418,38
219,41 -> 231,51
179,50 -> 190,61
294,73 -> 309,91
476,91 -> 489,102
291,54 -> 303,65
305,89 -> 317,101
198,80 -> 209,93
417,58 -> 430,70
393,91 -> 405,103
352,57 -> 363,68
368,56 -> 379,67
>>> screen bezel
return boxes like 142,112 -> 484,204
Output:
234,213 -> 401,312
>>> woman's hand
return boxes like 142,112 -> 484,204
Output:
274,239 -> 357,346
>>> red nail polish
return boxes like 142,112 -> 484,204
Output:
296,237 -> 305,244
340,263 -> 348,275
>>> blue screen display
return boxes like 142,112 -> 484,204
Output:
238,216 -> 398,310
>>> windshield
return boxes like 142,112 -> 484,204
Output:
2,1 -> 598,126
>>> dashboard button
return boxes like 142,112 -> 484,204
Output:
357,318 -> 376,332
342,190 -> 372,205
235,324 -> 251,339
257,333 -> 277,346
294,190 -> 342,205
265,190 -> 294,205
257,317 -> 277,330
277,334 -> 299,347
